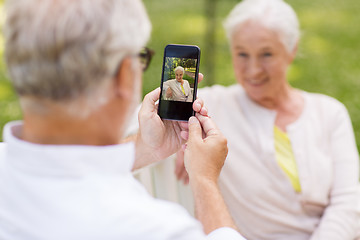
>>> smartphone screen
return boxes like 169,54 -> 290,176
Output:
158,44 -> 201,121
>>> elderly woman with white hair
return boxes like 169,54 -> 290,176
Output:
175,0 -> 360,239
163,66 -> 193,102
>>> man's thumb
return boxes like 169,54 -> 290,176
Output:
188,116 -> 202,142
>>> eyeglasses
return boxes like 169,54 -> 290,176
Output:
139,47 -> 155,72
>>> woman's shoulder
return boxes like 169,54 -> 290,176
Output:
0,142 -> 6,166
303,91 -> 348,117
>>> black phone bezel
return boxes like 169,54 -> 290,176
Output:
158,44 -> 201,121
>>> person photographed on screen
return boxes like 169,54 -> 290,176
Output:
163,66 -> 192,102
0,0 -> 246,239
175,0 -> 360,239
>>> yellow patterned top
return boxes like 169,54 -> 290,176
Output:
274,126 -> 301,192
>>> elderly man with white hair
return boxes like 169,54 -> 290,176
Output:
0,0 -> 246,239
175,0 -> 360,239
163,66 -> 193,102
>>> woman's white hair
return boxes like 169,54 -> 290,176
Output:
4,0 -> 151,116
224,0 -> 300,53
174,66 -> 185,74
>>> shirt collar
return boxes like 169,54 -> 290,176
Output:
3,121 -> 135,176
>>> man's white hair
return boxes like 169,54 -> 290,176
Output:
174,66 -> 185,74
224,0 -> 300,53
4,0 -> 151,116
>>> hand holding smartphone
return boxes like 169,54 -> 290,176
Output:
158,44 -> 201,121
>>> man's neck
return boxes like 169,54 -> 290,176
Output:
21,109 -> 124,146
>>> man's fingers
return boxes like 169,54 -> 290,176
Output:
193,98 -> 204,113
175,151 -> 185,178
198,73 -> 204,83
180,130 -> 189,141
180,169 -> 189,184
188,116 -> 202,142
141,88 -> 160,113
200,106 -> 208,116
179,121 -> 188,130
175,149 -> 189,184
196,113 -> 220,137
184,175 -> 189,185
193,98 -> 208,116
181,143 -> 187,151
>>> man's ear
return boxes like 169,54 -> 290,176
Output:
114,57 -> 135,99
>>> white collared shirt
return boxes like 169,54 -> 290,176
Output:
0,121 -> 245,240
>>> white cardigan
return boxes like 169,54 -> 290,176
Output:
198,84 -> 359,240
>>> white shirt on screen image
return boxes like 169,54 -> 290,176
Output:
0,121 -> 246,240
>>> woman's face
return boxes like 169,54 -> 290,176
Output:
175,70 -> 184,82
231,21 -> 296,104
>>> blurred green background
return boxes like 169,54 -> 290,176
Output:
0,0 -> 359,150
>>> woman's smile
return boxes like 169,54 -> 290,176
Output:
246,77 -> 269,86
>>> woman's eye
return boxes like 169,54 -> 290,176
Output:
238,52 -> 248,57
263,52 -> 272,57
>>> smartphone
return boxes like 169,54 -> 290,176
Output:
158,44 -> 201,121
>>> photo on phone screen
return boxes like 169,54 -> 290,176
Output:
158,44 -> 200,121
